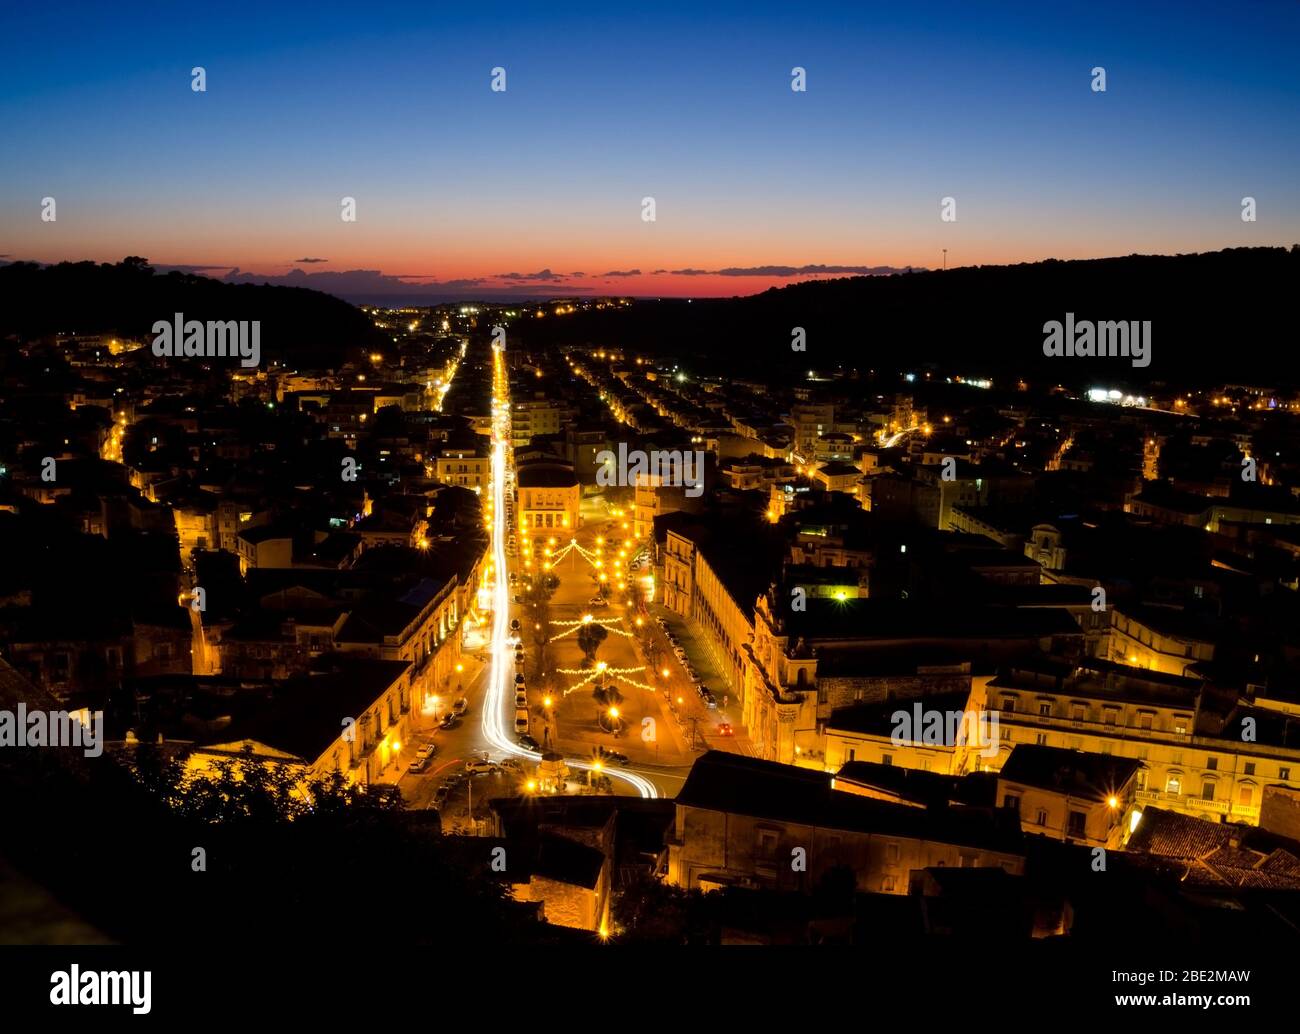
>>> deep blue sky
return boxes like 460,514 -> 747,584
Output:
2,1 -> 1297,298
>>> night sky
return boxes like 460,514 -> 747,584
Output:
2,0 -> 1297,299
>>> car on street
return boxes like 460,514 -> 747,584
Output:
516,733 -> 540,751
510,618 -> 521,633
465,758 -> 500,775
509,572 -> 517,584
716,722 -> 733,736
407,756 -> 431,774
597,747 -> 630,766
500,757 -> 524,773
699,686 -> 717,708
588,596 -> 607,607
415,742 -> 439,759
439,713 -> 461,730
515,709 -> 530,733
512,594 -> 523,605
452,698 -> 468,716
515,690 -> 527,708
515,672 -> 525,685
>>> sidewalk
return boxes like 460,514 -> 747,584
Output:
646,602 -> 758,758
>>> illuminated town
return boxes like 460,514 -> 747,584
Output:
0,3 -> 1297,1014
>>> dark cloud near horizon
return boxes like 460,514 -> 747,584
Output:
293,257 -> 328,264
601,269 -> 641,277
497,268 -> 575,282
671,263 -> 918,277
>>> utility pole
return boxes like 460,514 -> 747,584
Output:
942,248 -> 947,271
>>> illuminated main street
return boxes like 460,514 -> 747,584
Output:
479,339 -> 660,798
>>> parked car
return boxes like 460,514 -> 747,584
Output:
516,733 -> 540,751
699,687 -> 717,708
407,756 -> 431,774
465,758 -> 499,775
588,596 -> 607,607
439,713 -> 461,730
415,742 -> 439,759
499,758 -> 524,773
515,673 -> 525,685
515,691 -> 527,709
514,709 -> 530,734
452,698 -> 468,716
716,722 -> 734,736
510,618 -> 521,632
509,572 -> 517,584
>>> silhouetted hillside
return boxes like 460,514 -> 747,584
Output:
515,247 -> 1300,388
0,258 -> 382,369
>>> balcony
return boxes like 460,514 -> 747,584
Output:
1135,789 -> 1259,823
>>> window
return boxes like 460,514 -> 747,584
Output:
1244,762 -> 1255,776
1003,794 -> 1021,814
1002,698 -> 1016,713
847,748 -> 856,762
1166,776 -> 1181,795
1201,781 -> 1216,802
1035,732 -> 1048,745
881,875 -> 896,893
1103,708 -> 1118,725
1039,702 -> 1052,716
1238,786 -> 1253,807
1173,717 -> 1189,734
756,829 -> 779,857
1206,757 -> 1217,771
881,753 -> 893,766
1281,767 -> 1292,782
1139,713 -> 1153,730
885,842 -> 900,864
1067,812 -> 1087,838
1035,809 -> 1048,826
1071,704 -> 1086,721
